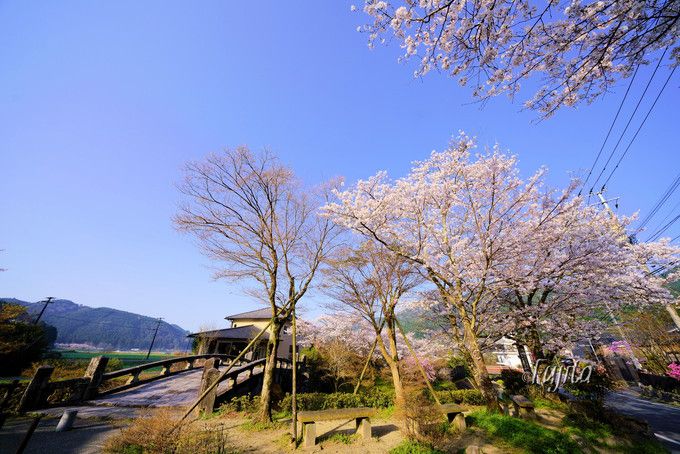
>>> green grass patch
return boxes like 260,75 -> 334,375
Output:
240,420 -> 284,432
532,396 -> 569,412
389,439 -> 445,454
319,432 -> 356,445
375,405 -> 395,420
468,410 -> 582,454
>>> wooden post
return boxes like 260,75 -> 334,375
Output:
83,356 -> 109,400
354,337 -> 379,394
16,414 -> 43,454
18,366 -> 54,413
395,317 -> 441,406
291,305 -> 298,447
196,367 -> 220,416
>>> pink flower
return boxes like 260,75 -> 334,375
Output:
668,363 -> 680,381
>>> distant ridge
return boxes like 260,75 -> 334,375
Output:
0,298 -> 190,351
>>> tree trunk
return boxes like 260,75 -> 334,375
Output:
525,326 -> 544,362
462,317 -> 499,412
386,323 -> 405,408
257,320 -> 282,422
376,321 -> 406,410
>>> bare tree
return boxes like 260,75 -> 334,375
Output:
322,241 -> 423,409
175,147 -> 336,422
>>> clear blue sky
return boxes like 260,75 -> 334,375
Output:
1,1 -> 678,331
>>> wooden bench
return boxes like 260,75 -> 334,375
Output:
510,395 -> 535,419
439,403 -> 467,430
297,407 -> 377,448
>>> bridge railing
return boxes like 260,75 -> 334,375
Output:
98,354 -> 237,396
9,354 -> 236,412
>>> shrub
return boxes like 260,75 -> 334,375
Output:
433,389 -> 485,406
447,355 -> 471,379
499,369 -> 527,395
103,409 -> 231,454
279,388 -> 394,413
389,439 -> 444,454
218,395 -> 260,414
563,364 -> 612,404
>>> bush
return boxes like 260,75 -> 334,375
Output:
103,409 -> 231,453
499,369 -> 528,395
434,389 -> 485,406
279,388 -> 394,413
563,364 -> 612,404
389,439 -> 444,454
218,395 -> 260,414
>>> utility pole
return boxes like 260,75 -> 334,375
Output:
33,297 -> 54,324
291,304 -> 298,448
146,317 -> 163,360
597,192 -> 680,331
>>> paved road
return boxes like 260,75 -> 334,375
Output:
0,416 -> 120,454
0,364 -> 263,453
606,390 -> 680,452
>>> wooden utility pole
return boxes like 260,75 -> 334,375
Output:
291,305 -> 298,447
33,297 -> 54,324
146,317 -> 163,360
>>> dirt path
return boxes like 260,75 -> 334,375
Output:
209,414 -> 405,453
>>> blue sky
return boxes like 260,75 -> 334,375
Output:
1,1 -> 678,331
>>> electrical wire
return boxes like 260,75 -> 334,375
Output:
589,46 -> 670,193
636,172 -> 680,232
579,65 -> 639,196
601,66 -> 677,189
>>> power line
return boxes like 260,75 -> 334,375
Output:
579,65 -> 639,196
636,172 -> 680,232
601,65 -> 677,189
644,195 -> 680,236
589,46 -> 669,193
648,213 -> 680,242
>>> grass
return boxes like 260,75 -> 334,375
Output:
376,405 -> 396,420
389,439 -> 445,454
562,411 -> 667,454
467,410 -> 582,454
240,420 -> 284,432
319,432 -> 357,445
531,396 -> 569,412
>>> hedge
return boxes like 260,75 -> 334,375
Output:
279,389 -> 394,412
278,388 -> 484,412
434,389 -> 485,405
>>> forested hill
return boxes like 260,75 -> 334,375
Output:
1,298 -> 190,351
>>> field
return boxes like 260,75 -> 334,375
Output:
57,350 -> 179,369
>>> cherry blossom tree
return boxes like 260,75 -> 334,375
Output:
175,147 -> 337,422
496,185 -> 680,359
323,134 -> 546,410
298,313 -> 378,391
321,242 -> 423,408
358,0 -> 679,116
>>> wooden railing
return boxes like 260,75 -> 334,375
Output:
9,354 -> 300,413
98,354 -> 236,396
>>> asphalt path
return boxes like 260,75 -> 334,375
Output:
606,389 -> 680,453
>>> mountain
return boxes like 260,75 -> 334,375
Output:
0,298 -> 190,351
